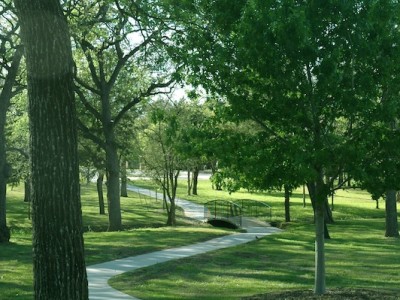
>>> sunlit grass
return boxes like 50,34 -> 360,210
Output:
111,220 -> 400,299
133,178 -> 383,223
109,179 -> 399,299
2,179 -> 399,300
0,183 -> 232,300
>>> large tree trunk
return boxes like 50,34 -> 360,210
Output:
97,172 -> 105,215
385,189 -> 399,237
284,185 -> 291,223
120,159 -> 128,197
0,46 -> 23,243
14,1 -> 88,298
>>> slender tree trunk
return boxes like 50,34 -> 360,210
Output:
165,169 -> 179,226
308,182 -> 334,224
284,185 -> 291,222
192,166 -> 199,195
166,199 -> 176,226
104,136 -> 121,231
385,189 -> 399,237
187,169 -> 191,196
97,172 -> 105,215
314,198 -> 326,295
120,159 -> 128,197
0,46 -> 23,243
314,172 -> 326,295
24,179 -> 31,203
14,1 -> 88,298
324,196 -> 334,224
303,184 -> 306,208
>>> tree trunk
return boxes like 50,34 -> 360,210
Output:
165,169 -> 179,226
166,199 -> 176,226
14,1 -> 88,298
192,166 -> 199,195
308,182 -> 334,224
314,199 -> 326,295
187,169 -> 192,196
24,179 -> 31,203
0,46 -> 23,243
385,189 -> 399,237
303,184 -> 306,208
284,185 -> 291,222
324,196 -> 334,224
314,173 -> 326,295
120,159 -> 128,197
97,172 -> 105,215
104,136 -> 121,231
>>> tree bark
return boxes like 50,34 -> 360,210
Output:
104,130 -> 122,231
314,172 -> 326,295
187,169 -> 192,196
97,172 -> 105,215
120,159 -> 128,197
192,166 -> 199,195
24,179 -> 31,203
0,46 -> 23,243
14,1 -> 88,298
385,189 -> 399,237
166,199 -> 176,226
284,185 -> 291,222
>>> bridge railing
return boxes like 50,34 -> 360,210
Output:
204,200 -> 243,228
235,199 -> 272,222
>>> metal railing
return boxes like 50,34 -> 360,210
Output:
235,199 -> 272,222
204,200 -> 243,228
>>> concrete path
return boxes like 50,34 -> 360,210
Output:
87,185 -> 282,300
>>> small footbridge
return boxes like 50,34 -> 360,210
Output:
204,199 -> 272,229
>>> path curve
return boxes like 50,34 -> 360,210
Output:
87,185 -> 282,300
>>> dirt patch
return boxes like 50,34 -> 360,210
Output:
242,288 -> 400,299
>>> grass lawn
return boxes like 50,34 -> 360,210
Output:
109,178 -> 400,299
0,183 -> 232,300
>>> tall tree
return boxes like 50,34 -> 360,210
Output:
178,0 -> 400,294
140,100 -> 186,225
70,0 -> 176,231
14,0 -> 88,298
0,0 -> 23,242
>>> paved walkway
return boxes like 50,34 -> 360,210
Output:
87,185 -> 282,300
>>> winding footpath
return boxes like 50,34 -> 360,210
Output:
87,185 -> 282,300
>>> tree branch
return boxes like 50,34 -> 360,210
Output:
113,77 -> 175,126
77,118 -> 106,149
74,86 -> 102,121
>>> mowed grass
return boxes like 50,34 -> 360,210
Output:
0,183 -> 232,300
133,178 -> 384,223
110,179 -> 400,299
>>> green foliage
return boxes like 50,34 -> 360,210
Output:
5,92 -> 29,186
